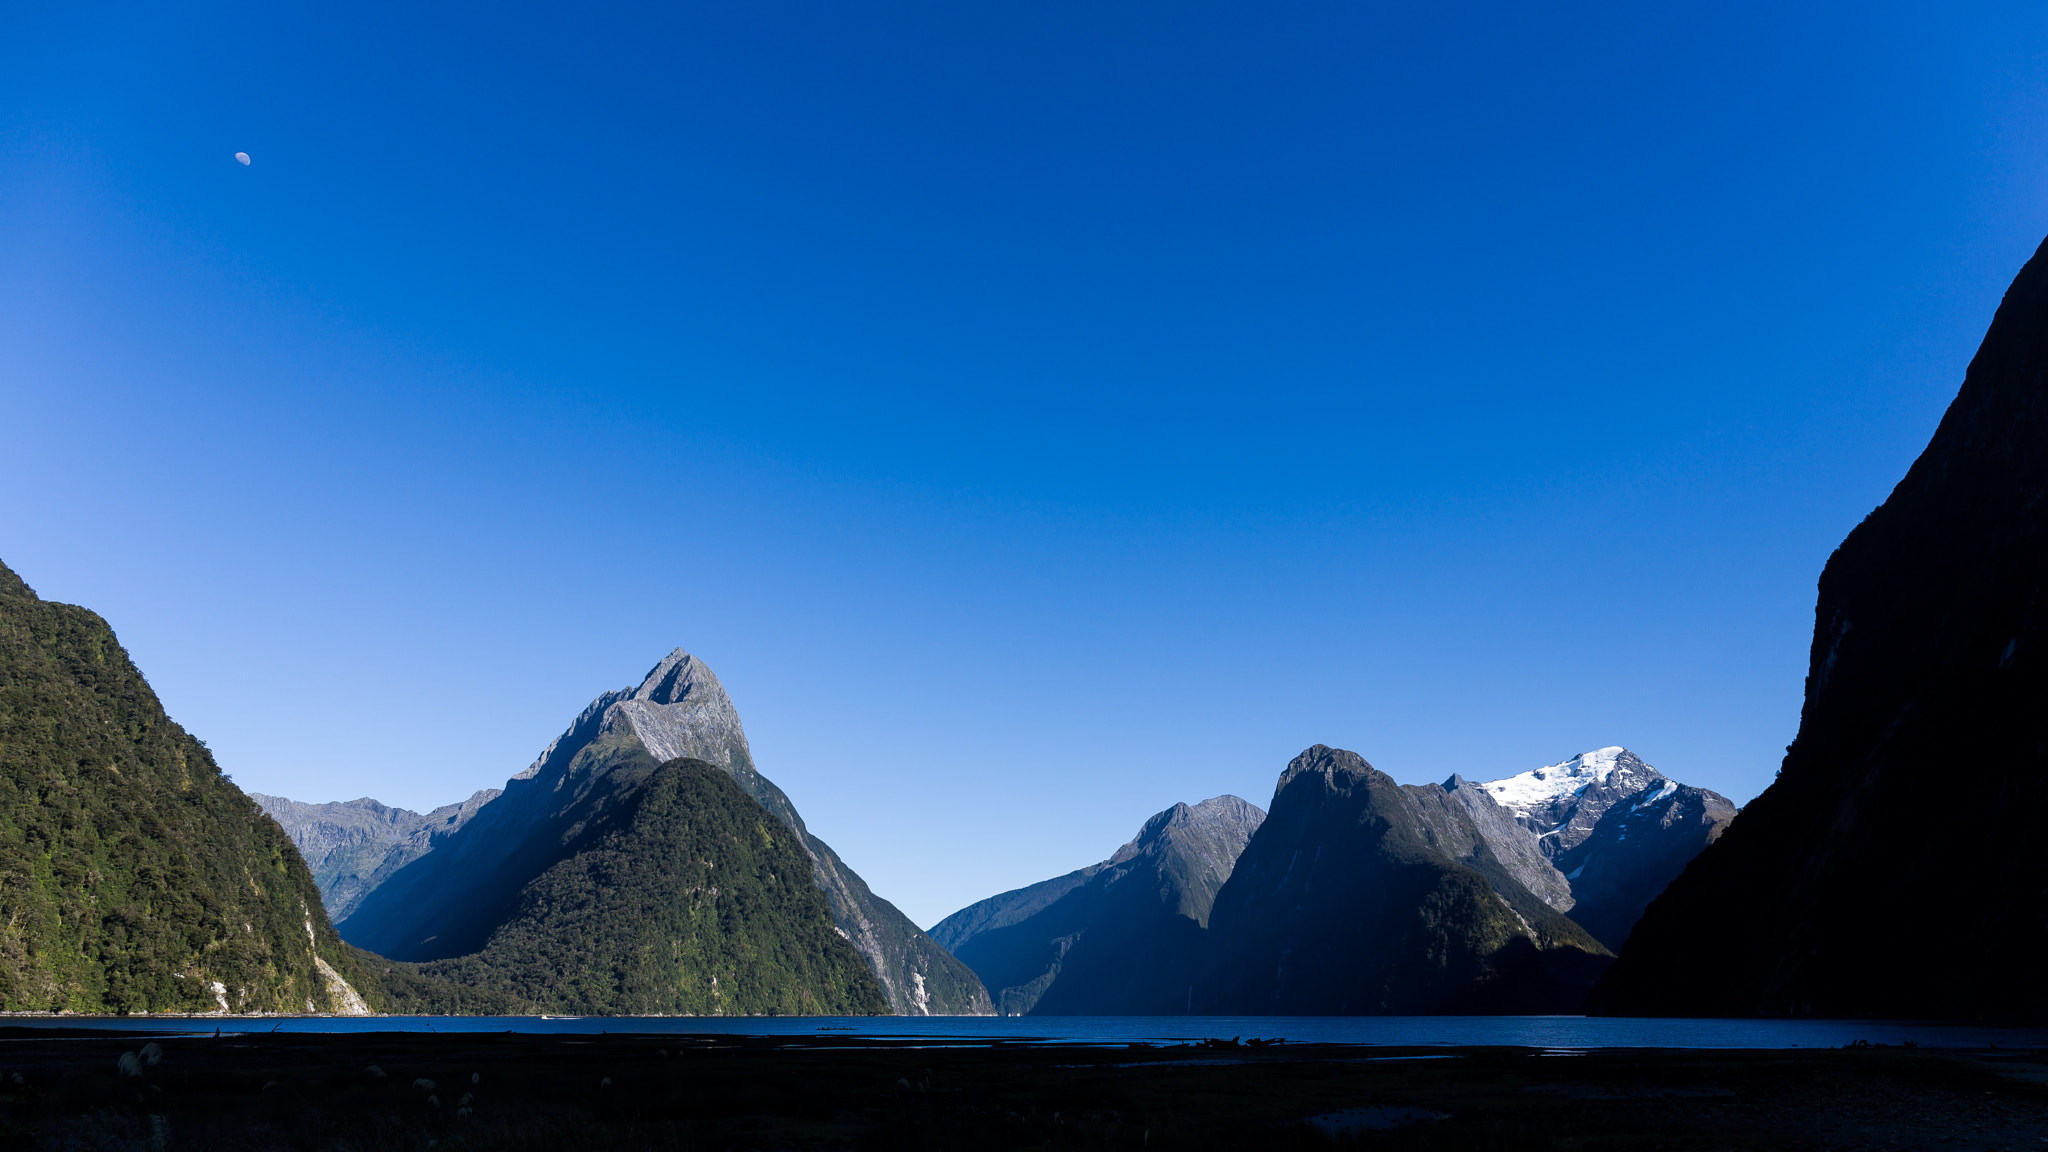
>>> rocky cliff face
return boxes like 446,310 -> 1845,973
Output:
1592,235 -> 2048,1019
0,559 -> 372,1014
1406,775 -> 1576,914
930,796 -> 1264,1015
337,649 -> 991,1016
251,790 -> 499,921
1199,746 -> 1611,1014
1552,781 -> 1734,952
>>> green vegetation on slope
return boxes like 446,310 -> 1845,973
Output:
0,559 -> 372,1013
412,756 -> 890,1015
339,945 -> 527,1014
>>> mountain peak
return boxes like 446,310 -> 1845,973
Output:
1114,794 -> 1265,864
1477,746 -> 1659,818
340,646 -> 991,1016
612,649 -> 752,772
933,792 -> 1267,1014
1187,794 -> 1263,826
1202,742 -> 1611,1013
1276,744 -> 1380,794
630,649 -> 727,708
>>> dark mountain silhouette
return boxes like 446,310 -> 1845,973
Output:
1591,234 -> 2048,1018
1198,745 -> 1611,1014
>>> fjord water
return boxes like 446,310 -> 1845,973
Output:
26,1016 -> 2048,1049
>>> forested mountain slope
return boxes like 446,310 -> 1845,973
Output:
0,559 -> 371,1013
337,650 -> 988,1014
406,756 -> 889,1015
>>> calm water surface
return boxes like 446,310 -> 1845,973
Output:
8,1015 -> 2046,1049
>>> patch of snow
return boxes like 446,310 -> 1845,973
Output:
1480,747 -> 1632,817
1631,780 -> 1679,811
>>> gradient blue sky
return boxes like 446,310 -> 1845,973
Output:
5,1 -> 2046,928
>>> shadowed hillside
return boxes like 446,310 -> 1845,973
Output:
1200,745 -> 1610,1014
1592,233 -> 2048,1018
933,796 -> 1263,1015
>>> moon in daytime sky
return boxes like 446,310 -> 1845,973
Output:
234,152 -> 250,165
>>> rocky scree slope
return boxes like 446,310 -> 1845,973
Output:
930,795 -> 1263,1015
337,650 -> 989,1015
251,790 -> 499,922
1591,234 -> 2048,1019
0,559 -> 372,1014
1198,745 -> 1612,1014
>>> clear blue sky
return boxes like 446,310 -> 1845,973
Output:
4,1 -> 2045,928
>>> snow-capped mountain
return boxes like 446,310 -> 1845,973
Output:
1479,747 -> 1669,859
1466,747 -> 1736,950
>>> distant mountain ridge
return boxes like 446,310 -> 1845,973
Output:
935,744 -> 1733,1013
930,795 -> 1264,1014
326,649 -> 991,1015
252,790 -> 500,921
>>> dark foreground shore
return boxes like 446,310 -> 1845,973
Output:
2,1027 -> 2042,1150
